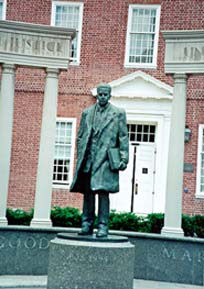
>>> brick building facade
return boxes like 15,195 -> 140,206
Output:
1,0 -> 204,215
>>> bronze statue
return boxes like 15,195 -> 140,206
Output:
70,83 -> 129,237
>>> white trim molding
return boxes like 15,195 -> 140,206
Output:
196,124 -> 204,198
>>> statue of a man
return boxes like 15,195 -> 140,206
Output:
70,83 -> 129,237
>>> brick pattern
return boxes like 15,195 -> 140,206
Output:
5,0 -> 204,214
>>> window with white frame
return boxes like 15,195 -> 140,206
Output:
53,118 -> 76,188
0,0 -> 6,20
125,4 -> 161,68
51,1 -> 83,64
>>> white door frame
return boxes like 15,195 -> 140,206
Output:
110,98 -> 172,213
126,111 -> 171,213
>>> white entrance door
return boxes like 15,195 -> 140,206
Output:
110,124 -> 157,214
132,143 -> 156,214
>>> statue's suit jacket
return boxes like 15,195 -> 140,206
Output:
70,103 -> 129,193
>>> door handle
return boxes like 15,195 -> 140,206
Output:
135,183 -> 138,195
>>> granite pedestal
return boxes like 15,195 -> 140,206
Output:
47,233 -> 135,289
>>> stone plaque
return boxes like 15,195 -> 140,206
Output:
163,30 -> 204,73
0,20 -> 75,69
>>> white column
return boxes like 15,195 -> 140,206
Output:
0,64 -> 16,226
161,74 -> 187,237
31,68 -> 59,227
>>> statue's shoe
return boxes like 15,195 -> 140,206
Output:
96,223 -> 108,238
78,222 -> 93,235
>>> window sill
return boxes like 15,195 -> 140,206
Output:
195,193 -> 204,199
52,184 -> 69,190
69,61 -> 80,66
124,63 -> 157,69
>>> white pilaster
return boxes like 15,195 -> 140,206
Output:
161,74 -> 187,237
31,68 -> 59,227
0,64 -> 16,226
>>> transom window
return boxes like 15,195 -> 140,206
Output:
53,118 -> 76,187
196,125 -> 204,198
125,5 -> 161,68
127,124 -> 156,143
0,0 -> 6,20
51,1 -> 83,64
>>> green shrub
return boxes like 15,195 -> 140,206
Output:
147,213 -> 164,234
6,208 -> 33,225
109,211 -> 142,231
193,215 -> 204,238
108,211 -> 151,232
51,206 -> 82,227
182,214 -> 194,237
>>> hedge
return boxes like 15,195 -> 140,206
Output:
5,207 -> 204,238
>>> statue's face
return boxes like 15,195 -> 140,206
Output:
97,87 -> 111,107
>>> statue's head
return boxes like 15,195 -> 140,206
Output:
96,83 -> 112,107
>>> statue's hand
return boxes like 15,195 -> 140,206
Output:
119,161 -> 127,171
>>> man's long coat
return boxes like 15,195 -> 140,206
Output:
70,103 -> 129,193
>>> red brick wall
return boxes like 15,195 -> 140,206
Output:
5,0 -> 204,214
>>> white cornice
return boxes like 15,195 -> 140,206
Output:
162,30 -> 204,40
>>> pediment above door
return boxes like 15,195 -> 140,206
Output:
91,71 -> 173,100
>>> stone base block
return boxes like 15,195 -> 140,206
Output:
30,218 -> 52,228
47,233 -> 135,289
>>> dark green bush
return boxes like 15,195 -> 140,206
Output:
193,215 -> 204,238
182,214 -> 194,237
109,211 -> 142,231
6,208 -> 33,225
51,206 -> 82,227
147,213 -> 164,234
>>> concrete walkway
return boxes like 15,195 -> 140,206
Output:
0,276 -> 203,289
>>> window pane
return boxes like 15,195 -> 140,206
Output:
53,159 -> 70,183
128,124 -> 156,143
129,33 -> 154,64
131,8 -> 156,33
55,5 -> 79,29
56,122 -> 73,144
55,145 -> 71,159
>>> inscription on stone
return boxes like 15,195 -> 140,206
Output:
60,249 -> 110,264
162,246 -> 204,263
0,236 -> 49,250
169,43 -> 204,63
183,46 -> 204,62
0,32 -> 66,57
